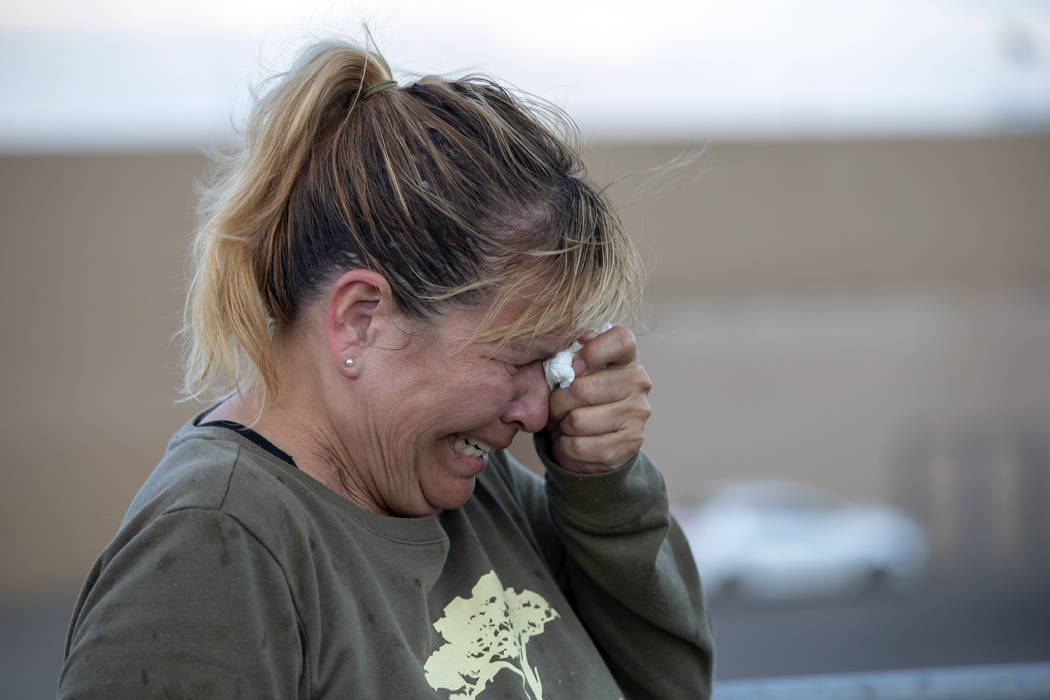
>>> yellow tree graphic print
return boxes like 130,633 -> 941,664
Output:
424,570 -> 560,699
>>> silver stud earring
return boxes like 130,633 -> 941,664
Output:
345,358 -> 354,367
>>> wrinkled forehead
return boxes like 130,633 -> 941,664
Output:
437,292 -> 583,356
466,284 -> 587,351
502,332 -> 580,359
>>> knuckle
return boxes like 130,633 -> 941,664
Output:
635,399 -> 652,421
563,409 -> 586,435
631,365 -> 652,392
593,448 -> 613,465
570,378 -> 597,405
562,435 -> 584,460
628,436 -> 644,455
610,325 -> 634,345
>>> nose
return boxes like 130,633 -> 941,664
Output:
501,362 -> 549,433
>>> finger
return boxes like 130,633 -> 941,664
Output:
557,396 -> 651,437
550,361 -> 646,421
575,326 -> 638,374
548,362 -> 651,421
555,429 -> 644,471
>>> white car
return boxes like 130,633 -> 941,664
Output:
675,480 -> 927,602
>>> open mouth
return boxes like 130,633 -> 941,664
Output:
449,433 -> 495,458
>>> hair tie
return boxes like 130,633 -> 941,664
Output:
359,80 -> 398,101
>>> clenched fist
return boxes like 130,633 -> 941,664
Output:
546,326 -> 652,474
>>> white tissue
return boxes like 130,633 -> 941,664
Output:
543,341 -> 583,390
543,323 -> 613,390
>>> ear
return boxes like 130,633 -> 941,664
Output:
324,269 -> 396,375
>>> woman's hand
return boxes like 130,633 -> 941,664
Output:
547,326 -> 652,474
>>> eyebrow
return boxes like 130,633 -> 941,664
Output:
508,338 -> 573,360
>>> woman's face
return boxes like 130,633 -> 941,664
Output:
344,301 -> 572,517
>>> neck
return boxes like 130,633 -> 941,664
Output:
206,390 -> 390,515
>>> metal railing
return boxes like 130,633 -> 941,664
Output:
712,662 -> 1050,700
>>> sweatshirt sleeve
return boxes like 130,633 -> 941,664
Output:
526,433 -> 714,700
59,508 -> 305,699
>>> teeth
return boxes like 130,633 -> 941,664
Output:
451,434 -> 495,457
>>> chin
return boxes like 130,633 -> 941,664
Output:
425,476 -> 479,513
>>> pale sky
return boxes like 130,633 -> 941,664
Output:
2,0 -> 1049,150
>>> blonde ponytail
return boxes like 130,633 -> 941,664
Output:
182,43 -> 394,407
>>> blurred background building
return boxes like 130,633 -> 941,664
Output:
2,1 -> 1049,697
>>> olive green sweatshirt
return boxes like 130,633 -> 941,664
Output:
60,413 -> 713,699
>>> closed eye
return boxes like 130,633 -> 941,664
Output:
502,358 -> 540,371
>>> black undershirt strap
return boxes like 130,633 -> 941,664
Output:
199,420 -> 297,467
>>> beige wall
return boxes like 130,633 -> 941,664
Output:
2,135 -> 1049,594
594,137 -> 1050,295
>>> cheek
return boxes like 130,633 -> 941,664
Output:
443,355 -> 511,394
446,370 -> 517,419
388,371 -> 511,430
476,370 -> 518,404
